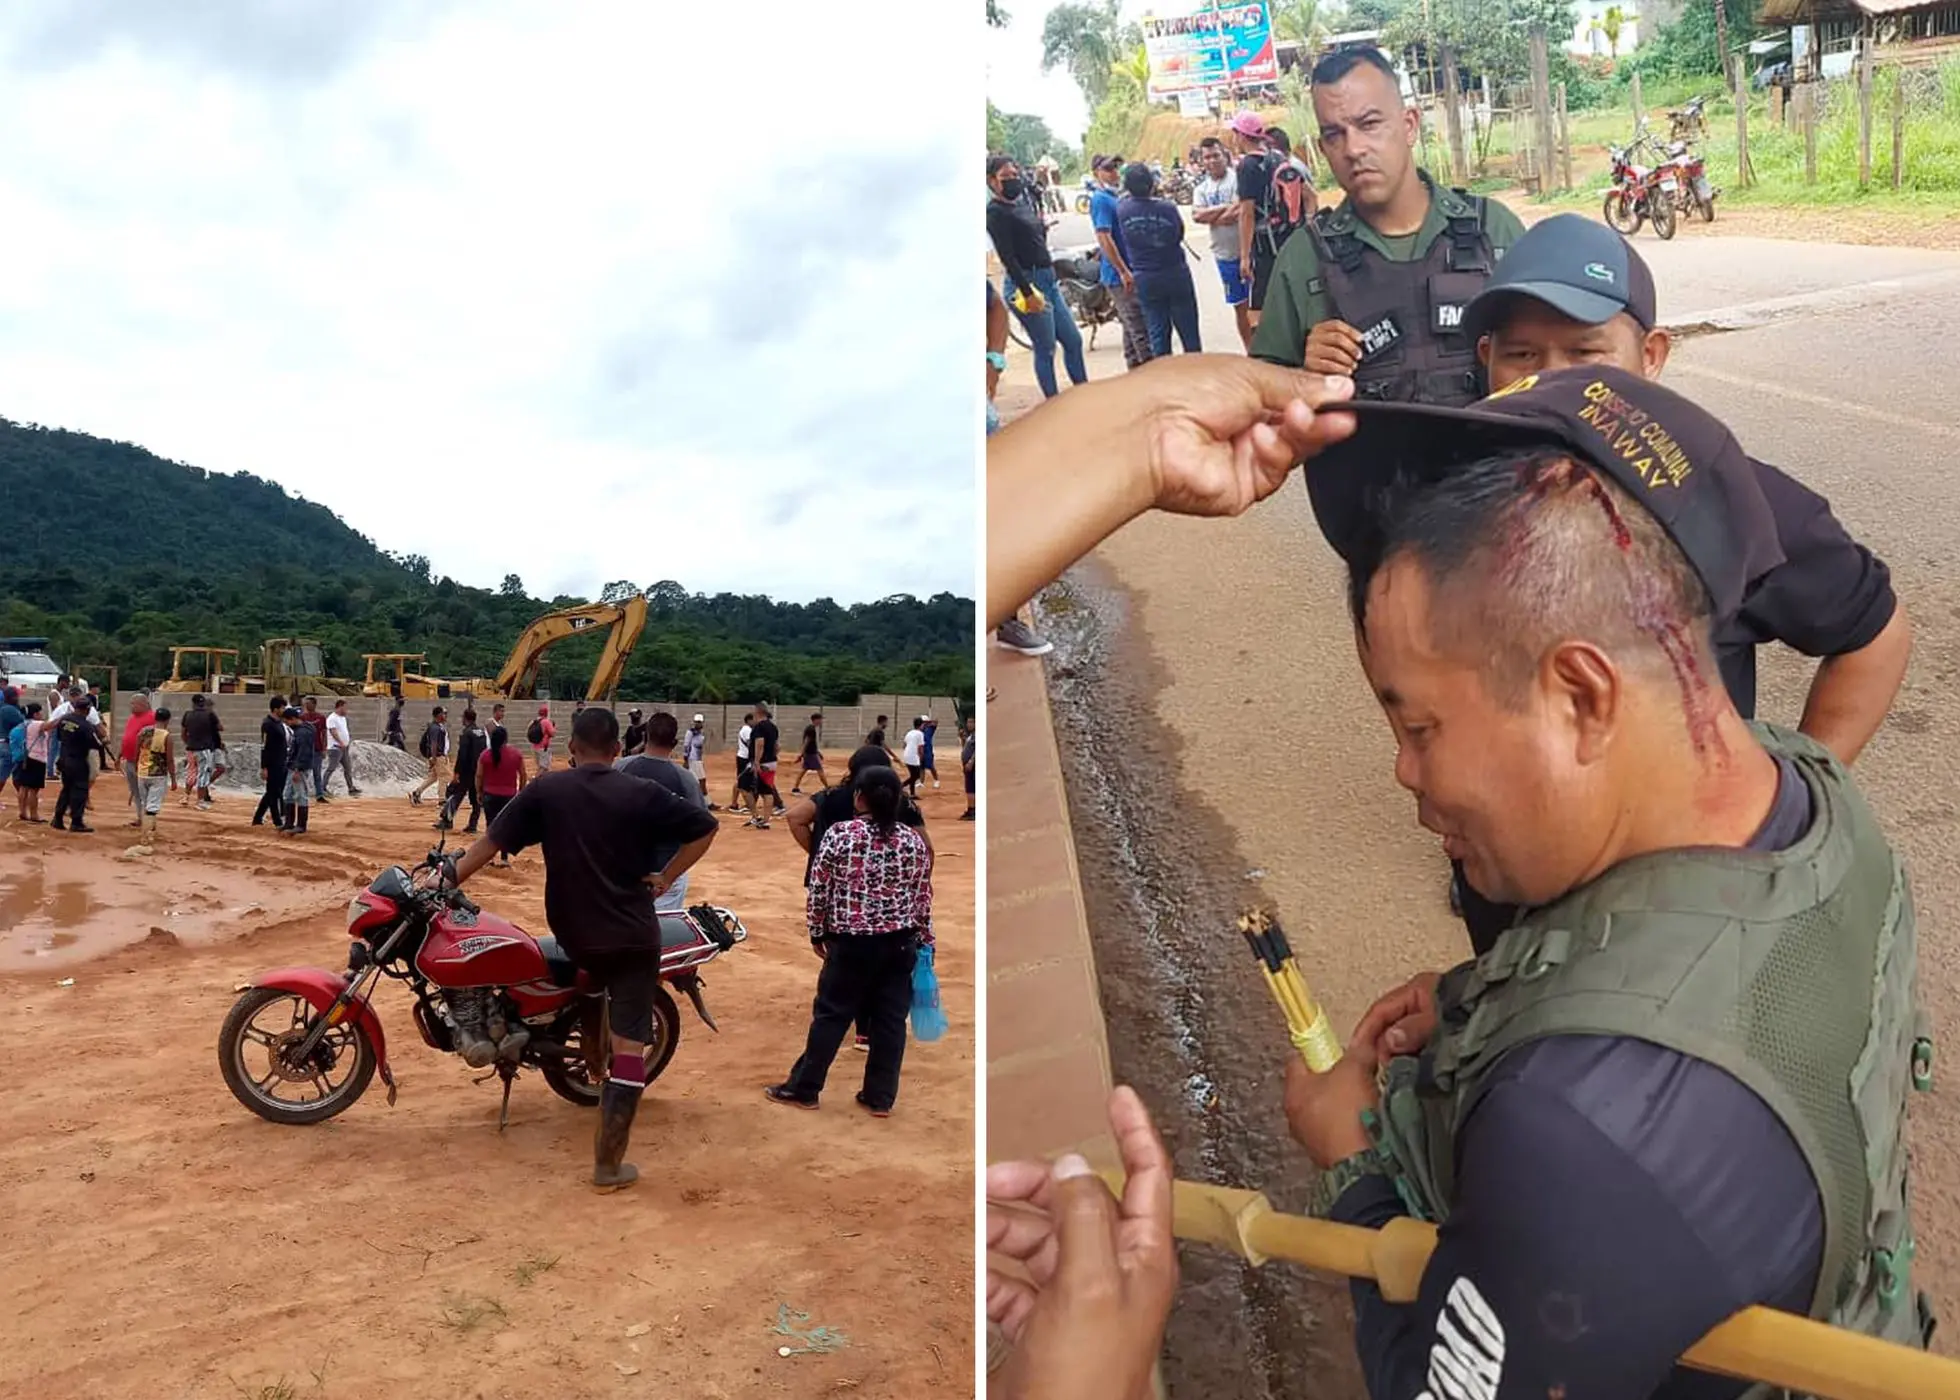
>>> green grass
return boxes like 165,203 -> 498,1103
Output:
1512,62 -> 1960,213
437,1292 -> 508,1333
510,1251 -> 560,1287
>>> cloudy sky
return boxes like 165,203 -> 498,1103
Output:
0,1 -> 976,605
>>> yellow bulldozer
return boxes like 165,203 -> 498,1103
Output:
359,653 -> 480,700
157,646 -> 247,694
471,595 -> 648,702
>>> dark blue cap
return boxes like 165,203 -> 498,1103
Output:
1305,365 -> 1785,621
1463,214 -> 1658,344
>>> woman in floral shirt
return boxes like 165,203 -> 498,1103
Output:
766,765 -> 933,1116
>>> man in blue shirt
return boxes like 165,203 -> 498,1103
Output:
1117,163 -> 1201,356
1088,154 -> 1149,369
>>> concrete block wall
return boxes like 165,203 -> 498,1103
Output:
112,691 -> 966,759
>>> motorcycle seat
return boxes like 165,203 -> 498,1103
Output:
659,911 -> 703,950
533,934 -> 581,988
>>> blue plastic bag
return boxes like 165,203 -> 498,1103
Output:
910,943 -> 948,1042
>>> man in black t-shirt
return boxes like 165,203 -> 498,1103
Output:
786,744 -> 931,887
252,695 -> 289,828
451,707 -> 717,1191
1448,216 -> 1912,951
616,711 -> 708,911
439,708 -> 488,834
49,697 -> 107,831
743,702 -> 782,829
179,694 -> 225,809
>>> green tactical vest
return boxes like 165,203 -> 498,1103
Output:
1373,725 -> 1933,1379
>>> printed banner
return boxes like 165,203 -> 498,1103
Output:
1141,2 -> 1278,101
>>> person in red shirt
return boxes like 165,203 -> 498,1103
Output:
474,725 -> 528,867
300,695 -> 332,801
118,694 -> 154,824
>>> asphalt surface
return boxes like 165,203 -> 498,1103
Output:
1007,213 -> 1960,1393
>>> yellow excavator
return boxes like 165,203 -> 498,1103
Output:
476,595 -> 648,702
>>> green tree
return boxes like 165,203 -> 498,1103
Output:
1042,0 -> 1126,108
1602,4 -> 1632,57
499,573 -> 524,597
987,99 -> 1009,151
1108,42 -> 1151,100
996,109 -> 1064,167
987,0 -> 1009,26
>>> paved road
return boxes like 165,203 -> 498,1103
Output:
1003,219 -> 1960,1389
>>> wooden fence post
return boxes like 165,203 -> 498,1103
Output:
1529,28 -> 1557,196
1802,82 -> 1818,184
1893,66 -> 1907,190
1441,43 -> 1469,185
1858,38 -> 1875,189
1557,81 -> 1574,191
1631,69 -> 1644,132
1733,55 -> 1754,188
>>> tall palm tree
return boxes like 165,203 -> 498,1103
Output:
1109,42 -> 1152,99
1274,0 -> 1338,55
1602,5 -> 1633,58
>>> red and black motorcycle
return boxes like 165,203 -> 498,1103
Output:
218,846 -> 748,1128
1603,142 -> 1678,241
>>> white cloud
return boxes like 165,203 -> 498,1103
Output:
0,1 -> 978,605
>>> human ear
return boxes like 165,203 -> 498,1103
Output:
1477,335 -> 1493,368
1545,641 -> 1619,764
1643,328 -> 1672,378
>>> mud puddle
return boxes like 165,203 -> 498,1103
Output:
1034,564 -> 1365,1400
0,850 -> 339,972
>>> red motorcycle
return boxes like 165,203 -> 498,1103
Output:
1659,139 -> 1718,223
1602,142 -> 1677,241
218,846 -> 749,1128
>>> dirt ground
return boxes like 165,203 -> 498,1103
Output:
0,751 -> 974,1400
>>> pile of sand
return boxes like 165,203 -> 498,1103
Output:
173,740 -> 433,798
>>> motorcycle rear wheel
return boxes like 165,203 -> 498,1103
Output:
1603,191 -> 1642,235
540,985 -> 682,1108
219,986 -> 376,1125
1696,191 -> 1716,222
1073,194 -> 1092,214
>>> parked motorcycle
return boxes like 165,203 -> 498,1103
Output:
1602,143 -> 1678,241
1161,167 -> 1195,205
1074,176 -> 1095,215
1659,138 -> 1718,222
1666,95 -> 1709,145
218,846 -> 749,1128
1051,244 -> 1121,350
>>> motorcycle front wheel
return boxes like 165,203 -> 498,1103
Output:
1651,196 -> 1678,240
219,986 -> 376,1125
540,984 -> 682,1108
1603,190 -> 1642,235
1073,194 -> 1092,214
1694,178 -> 1717,221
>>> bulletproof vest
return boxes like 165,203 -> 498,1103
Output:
1372,726 -> 1933,1377
1309,193 -> 1494,406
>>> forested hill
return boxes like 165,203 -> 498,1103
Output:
0,417 -> 973,702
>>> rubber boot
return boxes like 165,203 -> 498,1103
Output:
132,812 -> 156,858
296,805 -> 310,835
592,1078 -> 643,1190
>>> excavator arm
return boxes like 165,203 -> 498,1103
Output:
488,596 -> 648,701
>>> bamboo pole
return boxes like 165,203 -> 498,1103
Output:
1088,1173 -> 1960,1400
1803,80 -> 1819,184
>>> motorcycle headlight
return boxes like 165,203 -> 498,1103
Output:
346,895 -> 372,930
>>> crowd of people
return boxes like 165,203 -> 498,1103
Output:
985,37 -> 1923,1400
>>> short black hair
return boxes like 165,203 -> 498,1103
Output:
191,693 -> 207,706
1199,135 -> 1226,153
1311,45 -> 1399,90
648,711 -> 679,747
462,708 -> 477,723
1266,127 -> 1293,155
1351,449 -> 1713,709
848,745 -> 893,777
269,694 -> 287,711
1121,162 -> 1155,197
572,705 -> 619,750
153,706 -> 172,723
986,153 -> 1016,180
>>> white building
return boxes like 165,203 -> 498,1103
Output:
1568,0 -> 1643,57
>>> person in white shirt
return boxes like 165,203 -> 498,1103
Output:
322,698 -> 361,796
1190,136 -> 1253,350
727,718 -> 753,811
901,719 -> 927,797
683,715 -> 714,809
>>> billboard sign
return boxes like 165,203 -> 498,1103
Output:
1142,2 -> 1278,101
